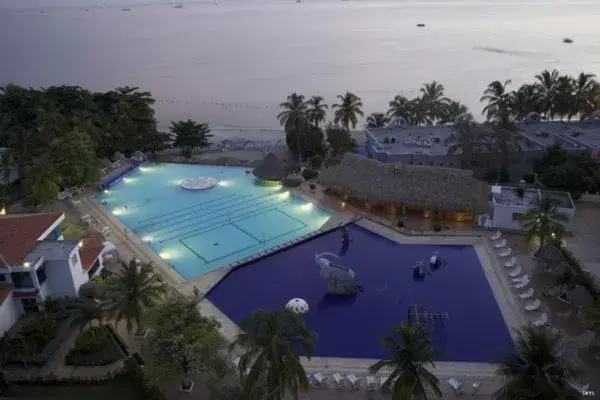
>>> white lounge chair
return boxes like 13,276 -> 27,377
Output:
312,372 -> 326,386
508,266 -> 522,277
447,378 -> 464,396
490,230 -> 502,240
380,376 -> 390,389
525,299 -> 541,311
346,374 -> 360,390
498,248 -> 512,257
494,239 -> 507,248
70,199 -> 81,207
512,274 -> 529,283
366,376 -> 377,391
519,288 -> 534,299
504,257 -> 517,268
332,373 -> 344,389
472,381 -> 481,394
515,278 -> 531,289
533,313 -> 549,327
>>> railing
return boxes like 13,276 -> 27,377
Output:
98,161 -> 142,190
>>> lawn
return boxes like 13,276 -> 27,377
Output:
3,377 -> 138,399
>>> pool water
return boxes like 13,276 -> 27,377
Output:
96,163 -> 331,279
206,224 -> 516,362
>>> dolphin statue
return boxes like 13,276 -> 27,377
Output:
315,252 -> 356,280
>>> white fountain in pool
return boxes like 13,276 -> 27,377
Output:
179,177 -> 217,190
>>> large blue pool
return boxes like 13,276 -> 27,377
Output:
96,163 -> 331,279
206,224 -> 515,362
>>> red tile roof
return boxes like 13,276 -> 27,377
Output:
0,283 -> 13,305
0,213 -> 63,265
12,289 -> 39,299
79,237 -> 105,271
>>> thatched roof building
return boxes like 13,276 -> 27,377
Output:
318,153 -> 489,213
252,153 -> 286,181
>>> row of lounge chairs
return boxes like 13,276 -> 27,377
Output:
490,230 -> 549,327
56,186 -> 84,201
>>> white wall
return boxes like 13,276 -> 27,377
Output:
493,204 -> 527,231
43,259 -> 78,299
69,249 -> 90,294
0,295 -> 24,335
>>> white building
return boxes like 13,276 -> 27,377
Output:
490,186 -> 576,232
0,213 -> 106,335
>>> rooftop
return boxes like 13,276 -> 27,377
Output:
518,121 -> 596,150
366,125 -> 456,156
79,236 -> 105,271
24,240 -> 79,265
492,186 -> 574,209
0,213 -> 63,265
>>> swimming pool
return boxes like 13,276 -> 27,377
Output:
96,163 -> 331,279
206,224 -> 516,362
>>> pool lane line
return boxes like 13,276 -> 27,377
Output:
152,196 -> 289,240
134,192 -> 242,226
137,191 -> 283,232
230,208 -> 307,242
179,224 -> 308,265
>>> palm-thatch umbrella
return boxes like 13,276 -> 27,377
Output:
252,153 -> 286,182
318,153 -> 489,214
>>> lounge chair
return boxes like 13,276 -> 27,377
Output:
504,257 -> 517,268
70,199 -> 81,207
519,288 -> 534,299
525,299 -> 541,311
380,376 -> 390,390
498,248 -> 512,257
533,313 -> 549,326
366,376 -> 377,391
472,381 -> 481,394
508,266 -> 522,277
569,382 -> 590,395
447,378 -> 464,396
490,230 -> 502,240
512,274 -> 529,283
494,239 -> 507,248
312,372 -> 326,386
515,278 -> 530,289
346,374 -> 360,390
332,373 -> 344,389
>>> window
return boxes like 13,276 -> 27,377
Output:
70,253 -> 79,266
0,274 -> 5,282
11,272 -> 34,289
512,212 -> 523,221
88,259 -> 102,279
36,265 -> 47,285
45,225 -> 62,241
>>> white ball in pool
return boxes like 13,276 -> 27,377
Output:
285,298 -> 309,314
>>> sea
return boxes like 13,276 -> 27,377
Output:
1,0 -> 599,132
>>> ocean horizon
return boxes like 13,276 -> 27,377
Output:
1,0 -> 599,130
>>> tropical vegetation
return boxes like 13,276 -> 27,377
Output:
369,324 -> 442,400
518,197 -> 569,250
231,309 -> 316,400
494,325 -> 578,400
169,119 -> 213,156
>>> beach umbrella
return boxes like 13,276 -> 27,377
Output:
285,298 -> 309,314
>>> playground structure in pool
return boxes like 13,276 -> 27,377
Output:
314,234 -> 449,350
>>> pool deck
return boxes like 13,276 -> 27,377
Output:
79,191 -> 535,397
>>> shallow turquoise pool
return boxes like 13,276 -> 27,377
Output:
96,163 -> 331,279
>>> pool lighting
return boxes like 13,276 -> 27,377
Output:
218,180 -> 233,187
298,202 -> 314,212
123,177 -> 133,183
159,251 -> 171,260
139,166 -> 149,172
103,189 -> 110,194
112,207 -> 126,216
278,191 -> 290,200
142,235 -> 154,243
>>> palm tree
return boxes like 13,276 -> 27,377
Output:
494,326 -> 577,400
419,81 -> 450,124
439,100 -> 468,125
518,197 -> 569,250
369,324 -> 442,400
366,112 -> 388,128
510,84 -> 543,120
481,80 -> 513,120
387,95 -> 413,122
232,309 -> 316,400
332,92 -> 364,130
553,75 -> 576,120
534,69 -> 560,119
103,260 -> 168,333
488,112 -> 523,176
571,72 -> 600,119
447,113 -> 488,169
304,96 -> 328,127
277,93 -> 308,133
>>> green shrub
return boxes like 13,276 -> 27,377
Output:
181,147 -> 193,158
74,326 -> 109,354
282,177 -> 302,187
309,155 -> 323,169
302,168 -> 318,181
124,358 -> 167,400
20,315 -> 57,354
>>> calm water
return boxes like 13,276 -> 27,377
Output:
96,164 -> 330,279
207,224 -> 515,361
1,0 -> 599,129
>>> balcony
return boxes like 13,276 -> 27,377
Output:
11,271 -> 35,290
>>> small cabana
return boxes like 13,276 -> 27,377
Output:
252,153 -> 286,186
318,153 -> 489,223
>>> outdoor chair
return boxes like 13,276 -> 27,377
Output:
490,231 -> 501,240
504,257 -> 517,268
366,376 -> 377,391
494,239 -> 507,248
514,277 -> 531,289
508,266 -> 522,277
312,372 -> 327,387
512,274 -> 529,283
332,373 -> 345,390
519,288 -> 534,299
447,378 -> 464,396
525,299 -> 541,312
346,374 -> 360,391
498,248 -> 512,257
533,313 -> 549,327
